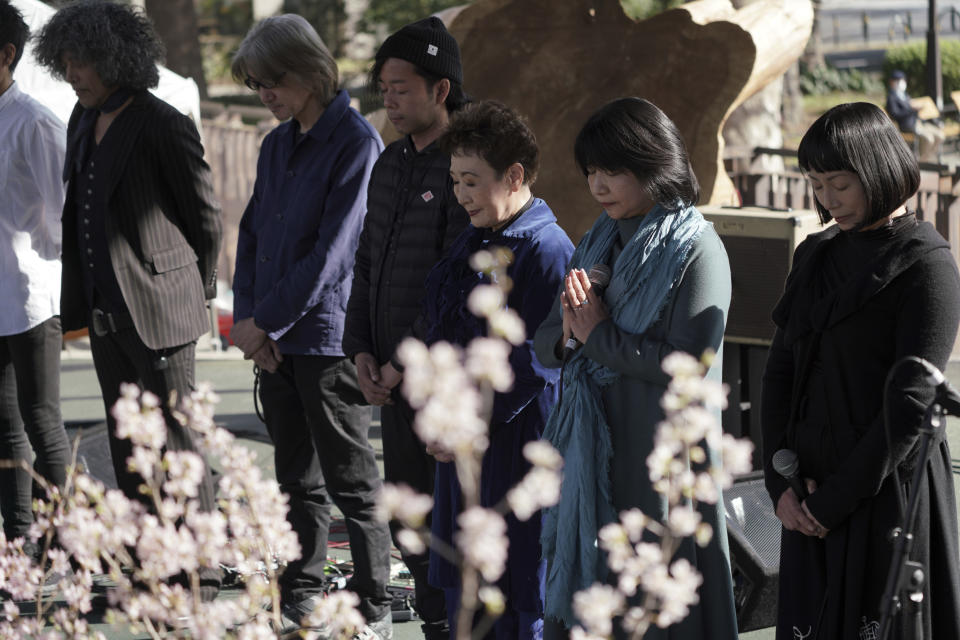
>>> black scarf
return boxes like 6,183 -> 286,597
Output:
69,87 -> 135,177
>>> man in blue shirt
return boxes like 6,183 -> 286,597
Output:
230,15 -> 392,639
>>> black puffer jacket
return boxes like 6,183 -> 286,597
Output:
343,135 -> 468,362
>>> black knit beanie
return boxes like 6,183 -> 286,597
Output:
375,16 -> 463,85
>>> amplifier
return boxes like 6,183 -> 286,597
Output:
724,471 -> 781,632
701,206 -> 826,345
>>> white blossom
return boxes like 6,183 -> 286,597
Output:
655,558 -> 703,628
465,337 -> 514,392
720,433 -> 755,479
112,384 -> 166,450
667,506 -> 701,537
661,351 -> 702,378
506,467 -> 561,521
469,250 -> 496,272
570,628 -> 608,640
185,506 -> 229,568
478,586 -> 506,615
396,338 -> 433,408
467,284 -> 505,317
376,483 -> 433,528
304,590 -> 365,639
456,507 -> 508,582
523,440 -> 563,470
695,522 -> 714,547
127,444 -> 161,481
572,584 -> 625,637
487,308 -> 526,345
162,450 -> 205,498
396,528 -> 426,555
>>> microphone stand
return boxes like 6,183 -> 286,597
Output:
878,400 -> 945,640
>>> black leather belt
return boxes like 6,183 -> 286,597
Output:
91,308 -> 134,337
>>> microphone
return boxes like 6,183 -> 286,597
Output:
915,357 -> 960,416
772,449 -> 808,501
563,264 -> 612,362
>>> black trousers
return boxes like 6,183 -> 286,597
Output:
89,326 -> 220,595
381,394 -> 447,625
0,317 -> 70,539
258,354 -> 391,622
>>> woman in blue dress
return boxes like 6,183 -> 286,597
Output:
381,100 -> 574,639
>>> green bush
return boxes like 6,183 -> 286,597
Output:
884,40 -> 960,96
799,63 -> 883,96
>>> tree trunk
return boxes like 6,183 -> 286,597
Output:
801,0 -> 824,69
781,61 -> 806,135
144,0 -> 208,99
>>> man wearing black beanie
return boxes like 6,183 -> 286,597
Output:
343,16 -> 469,640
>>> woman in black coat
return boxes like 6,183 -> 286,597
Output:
761,102 -> 960,640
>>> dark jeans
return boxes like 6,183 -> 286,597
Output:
0,317 -> 70,539
89,327 -> 220,596
381,394 -> 447,625
258,355 -> 391,622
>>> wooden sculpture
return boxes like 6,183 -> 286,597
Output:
437,0 -> 813,240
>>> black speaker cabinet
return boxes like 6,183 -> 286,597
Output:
701,206 -> 826,345
724,471 -> 781,632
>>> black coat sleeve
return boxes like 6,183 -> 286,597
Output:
805,251 -> 960,529
760,327 -> 795,506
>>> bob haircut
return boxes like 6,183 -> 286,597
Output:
369,58 -> 469,114
232,14 -> 338,107
0,0 -> 29,72
574,97 -> 699,207
33,0 -> 164,91
798,102 -> 919,225
438,100 -> 539,184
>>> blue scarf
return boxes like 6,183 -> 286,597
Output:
541,201 -> 707,626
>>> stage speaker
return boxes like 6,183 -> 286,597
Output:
724,471 -> 781,632
66,421 -> 119,490
701,206 -> 826,345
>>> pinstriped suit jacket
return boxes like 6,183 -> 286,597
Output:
60,91 -> 222,350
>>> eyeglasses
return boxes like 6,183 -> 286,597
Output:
244,72 -> 285,92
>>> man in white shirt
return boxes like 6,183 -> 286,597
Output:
0,0 -> 70,557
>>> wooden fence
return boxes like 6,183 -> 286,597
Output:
725,146 -> 960,268
200,103 -> 273,287
200,134 -> 960,291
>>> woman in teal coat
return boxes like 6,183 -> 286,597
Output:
533,97 -> 738,639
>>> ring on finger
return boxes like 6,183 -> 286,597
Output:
582,299 -> 590,306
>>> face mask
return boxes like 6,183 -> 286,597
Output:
897,79 -> 907,92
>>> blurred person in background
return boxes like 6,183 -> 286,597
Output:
886,69 -> 944,162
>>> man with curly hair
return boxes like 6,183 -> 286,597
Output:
0,0 -> 70,565
34,0 -> 222,600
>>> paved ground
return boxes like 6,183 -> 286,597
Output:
7,340 -> 960,638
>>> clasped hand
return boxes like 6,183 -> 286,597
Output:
231,317 -> 283,373
355,353 -> 401,406
775,479 -> 829,539
561,268 -> 610,346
